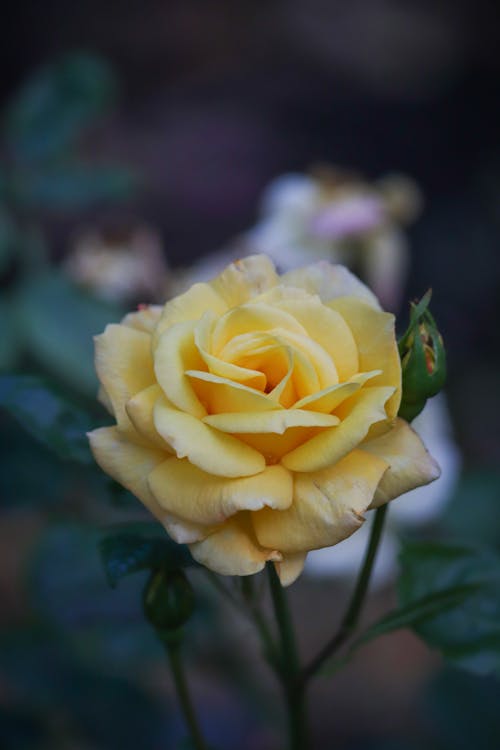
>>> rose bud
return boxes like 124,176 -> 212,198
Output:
143,568 -> 195,638
398,291 -> 446,422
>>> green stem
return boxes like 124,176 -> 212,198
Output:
299,505 -> 388,686
267,564 -> 307,750
241,576 -> 281,669
164,639 -> 208,750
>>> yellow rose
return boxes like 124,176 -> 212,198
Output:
89,255 -> 439,585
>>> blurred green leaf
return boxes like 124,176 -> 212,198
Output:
15,271 -> 124,396
10,162 -> 138,212
398,541 -> 500,675
439,471 -> 500,550
100,521 -> 197,588
355,584 -> 481,647
0,374 -> 93,463
0,207 -> 19,273
4,53 -> 117,163
0,295 -> 21,370
0,628 -> 171,750
425,667 -> 500,750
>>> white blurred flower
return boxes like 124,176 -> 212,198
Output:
64,224 -> 168,304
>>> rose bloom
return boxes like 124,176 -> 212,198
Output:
89,255 -> 439,585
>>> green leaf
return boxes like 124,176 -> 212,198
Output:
4,53 -> 117,163
439,471 -> 500,550
398,541 -> 500,676
15,271 -> 124,396
100,522 -> 197,588
355,584 -> 481,647
10,163 -> 138,212
0,374 -> 94,463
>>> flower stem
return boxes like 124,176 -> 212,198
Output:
299,505 -> 388,686
164,638 -> 209,750
267,564 -> 307,750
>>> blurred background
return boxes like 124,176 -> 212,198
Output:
1,1 -> 499,748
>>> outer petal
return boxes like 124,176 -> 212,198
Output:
152,283 -> 227,347
126,384 -> 172,450
88,426 -> 166,520
148,458 -> 293,525
208,254 -> 279,308
154,321 -> 207,418
361,418 -> 441,508
328,297 -> 401,419
274,552 -> 308,587
281,262 -> 380,308
95,324 -> 155,431
121,305 -> 163,333
189,514 -> 282,577
281,386 -> 394,473
252,449 -> 388,553
154,398 -> 265,477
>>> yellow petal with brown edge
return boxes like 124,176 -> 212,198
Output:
274,552 -> 308,587
126,384 -> 173,450
281,386 -> 394,473
282,262 -> 380,308
328,297 -> 401,419
189,513 -> 282,577
204,409 -> 339,434
148,457 -> 293,525
154,397 -> 265,477
360,417 -> 441,508
208,254 -> 279,308
95,324 -> 156,431
152,283 -> 227,348
186,370 -> 280,414
253,449 -> 388,554
154,320 -> 207,418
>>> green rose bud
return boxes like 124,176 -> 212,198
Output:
398,290 -> 446,422
143,568 -> 195,640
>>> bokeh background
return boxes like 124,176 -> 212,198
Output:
1,2 -> 500,749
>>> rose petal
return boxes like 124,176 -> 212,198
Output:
282,262 -> 380,308
211,302 -> 308,354
203,409 -> 339,434
126,384 -> 172,449
152,283 -> 227,347
263,289 -> 359,381
328,297 -> 401,419
88,426 -> 167,520
281,386 -> 394,472
154,398 -> 265,477
95,324 -> 156,431
186,370 -> 280,414
194,313 -> 266,390
189,514 -> 282,577
274,552 -> 307,587
148,458 -> 293,524
361,417 -> 441,507
154,321 -> 207,418
253,449 -> 388,553
208,254 -> 279,308
121,305 -> 163,333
